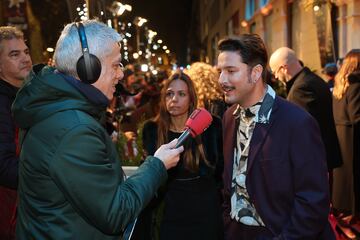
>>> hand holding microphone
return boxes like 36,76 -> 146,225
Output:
154,108 -> 213,170
175,108 -> 213,148
154,139 -> 184,170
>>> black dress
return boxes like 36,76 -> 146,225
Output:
332,72 -> 360,214
140,117 -> 224,240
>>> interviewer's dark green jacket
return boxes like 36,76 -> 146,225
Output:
12,66 -> 167,239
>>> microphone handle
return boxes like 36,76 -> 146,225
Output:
174,129 -> 191,148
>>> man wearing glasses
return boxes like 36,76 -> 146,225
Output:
269,47 -> 342,185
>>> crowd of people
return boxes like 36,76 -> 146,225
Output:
0,19 -> 359,240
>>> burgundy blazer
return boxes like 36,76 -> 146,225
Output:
222,97 -> 335,240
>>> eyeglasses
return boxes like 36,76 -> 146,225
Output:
119,62 -> 124,71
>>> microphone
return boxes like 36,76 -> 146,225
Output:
174,108 -> 213,148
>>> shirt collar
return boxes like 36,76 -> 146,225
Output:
233,84 -> 276,124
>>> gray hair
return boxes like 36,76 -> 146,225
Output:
0,26 -> 24,54
54,19 -> 121,79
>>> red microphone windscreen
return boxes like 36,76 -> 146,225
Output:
185,108 -> 213,137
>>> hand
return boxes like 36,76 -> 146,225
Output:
154,139 -> 184,170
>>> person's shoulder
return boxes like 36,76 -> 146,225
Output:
0,79 -> 9,92
211,114 -> 222,126
276,96 -> 303,112
45,109 -> 101,133
143,119 -> 158,132
300,68 -> 325,85
206,114 -> 222,134
346,72 -> 360,99
0,79 -> 17,98
348,71 -> 360,85
295,68 -> 330,97
143,119 -> 157,127
0,92 -> 11,105
275,96 -> 313,121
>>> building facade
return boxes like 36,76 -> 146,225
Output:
197,0 -> 360,73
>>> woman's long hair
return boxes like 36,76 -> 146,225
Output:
155,71 -> 212,171
333,49 -> 360,99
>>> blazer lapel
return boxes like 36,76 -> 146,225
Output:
247,122 -> 271,173
223,106 -> 238,190
247,99 -> 279,173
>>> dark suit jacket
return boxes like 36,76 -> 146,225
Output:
286,67 -> 342,170
0,79 -> 18,239
222,97 -> 335,240
0,79 -> 19,189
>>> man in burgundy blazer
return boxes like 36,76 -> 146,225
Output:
217,35 -> 334,239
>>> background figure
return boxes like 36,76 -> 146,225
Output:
11,20 -> 183,240
186,62 -> 227,118
108,68 -> 138,134
332,49 -> 360,220
123,73 -> 162,133
322,62 -> 338,91
137,71 -> 224,240
264,69 -> 287,98
119,68 -> 138,110
218,35 -> 334,239
0,26 -> 32,240
117,68 -> 145,133
269,47 -> 342,174
337,58 -> 344,70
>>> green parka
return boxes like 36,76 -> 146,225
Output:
12,67 -> 167,239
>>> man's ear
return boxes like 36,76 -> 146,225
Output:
251,64 -> 263,83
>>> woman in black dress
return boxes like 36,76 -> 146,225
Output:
332,49 -> 360,220
141,71 -> 224,240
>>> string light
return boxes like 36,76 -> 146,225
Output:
77,3 -> 88,21
98,5 -> 174,67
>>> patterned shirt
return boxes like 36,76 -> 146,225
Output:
230,85 -> 276,226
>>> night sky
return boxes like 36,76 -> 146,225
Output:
27,0 -> 193,66
122,0 -> 193,66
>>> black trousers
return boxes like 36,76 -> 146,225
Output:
225,220 -> 273,240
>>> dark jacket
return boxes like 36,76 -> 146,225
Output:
0,79 -> 19,188
286,67 -> 342,170
12,67 -> 168,240
0,79 -> 18,239
332,71 -> 360,214
222,97 -> 334,239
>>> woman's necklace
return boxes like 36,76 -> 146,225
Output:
170,126 -> 185,133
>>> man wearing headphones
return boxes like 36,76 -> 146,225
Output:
12,20 -> 183,239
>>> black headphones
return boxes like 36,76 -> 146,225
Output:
75,22 -> 101,84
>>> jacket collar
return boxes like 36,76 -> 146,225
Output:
286,67 -> 310,93
57,71 -> 109,108
233,85 -> 276,124
0,79 -> 19,100
246,96 -> 280,173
